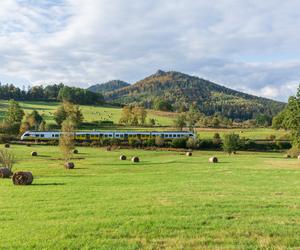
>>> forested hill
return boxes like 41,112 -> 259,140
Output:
105,70 -> 286,121
88,80 -> 130,93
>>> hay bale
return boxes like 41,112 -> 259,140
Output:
73,149 -> 78,154
285,154 -> 291,158
26,144 -> 31,147
298,155 -> 300,160
65,162 -> 75,169
31,151 -> 38,156
12,172 -> 33,185
4,144 -> 10,148
209,156 -> 218,163
132,156 -> 139,163
0,168 -> 12,178
186,152 -> 192,156
120,155 -> 127,160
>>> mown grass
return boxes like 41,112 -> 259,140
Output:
0,145 -> 300,249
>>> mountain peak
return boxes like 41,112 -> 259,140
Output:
104,71 -> 285,121
154,69 -> 166,76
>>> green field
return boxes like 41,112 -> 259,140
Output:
196,128 -> 289,140
1,145 -> 300,249
0,101 -> 174,126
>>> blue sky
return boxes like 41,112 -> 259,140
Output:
0,0 -> 300,101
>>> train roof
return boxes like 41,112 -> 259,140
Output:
25,130 -> 194,133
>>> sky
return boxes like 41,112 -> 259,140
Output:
0,0 -> 300,101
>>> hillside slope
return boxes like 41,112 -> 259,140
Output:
88,80 -> 130,94
105,70 -> 286,120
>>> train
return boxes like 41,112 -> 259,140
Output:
20,131 -> 195,141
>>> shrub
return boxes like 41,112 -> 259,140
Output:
223,133 -> 240,154
155,136 -> 164,147
144,139 -> 156,147
213,133 -> 222,145
186,138 -> 199,149
267,134 -> 276,141
0,122 -> 21,135
276,141 -> 292,150
287,147 -> 300,158
0,134 -> 16,143
0,149 -> 14,170
129,139 -> 142,147
171,138 -> 187,148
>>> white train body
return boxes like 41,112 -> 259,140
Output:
20,131 -> 195,141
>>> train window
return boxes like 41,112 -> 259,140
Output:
41,134 -> 44,137
36,134 -> 40,137
116,134 -> 119,138
24,133 -> 29,137
55,134 -> 59,137
104,134 -> 108,138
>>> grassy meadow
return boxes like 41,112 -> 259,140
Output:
1,145 -> 300,249
196,128 -> 289,140
0,100 -> 174,127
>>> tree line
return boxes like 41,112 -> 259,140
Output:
0,83 -> 104,105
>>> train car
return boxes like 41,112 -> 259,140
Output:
20,131 -> 195,141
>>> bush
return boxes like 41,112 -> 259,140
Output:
129,139 -> 142,147
223,133 -> 240,154
0,149 -> 14,170
287,147 -> 300,158
0,134 -> 16,143
267,134 -> 276,141
155,137 -> 164,147
186,138 -> 199,149
276,141 -> 292,150
144,139 -> 156,147
0,122 -> 21,135
171,138 -> 187,148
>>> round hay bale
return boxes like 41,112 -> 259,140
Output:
120,155 -> 127,160
31,151 -> 38,156
12,172 -> 33,185
285,154 -> 291,158
26,144 -> 31,147
132,156 -> 139,163
65,162 -> 75,169
73,149 -> 78,154
209,156 -> 218,163
4,144 -> 10,148
298,155 -> 300,160
0,168 -> 12,178
186,152 -> 192,156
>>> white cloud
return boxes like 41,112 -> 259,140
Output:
0,0 -> 299,101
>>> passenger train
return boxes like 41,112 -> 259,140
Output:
20,131 -> 195,141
